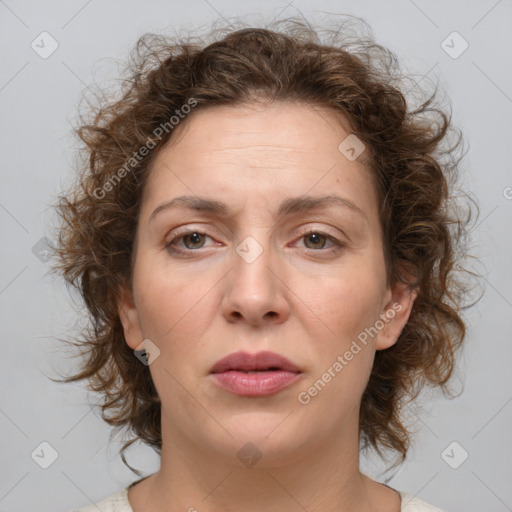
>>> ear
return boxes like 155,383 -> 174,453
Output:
117,283 -> 144,350
375,278 -> 417,351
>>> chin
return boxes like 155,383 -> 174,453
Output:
205,411 -> 314,468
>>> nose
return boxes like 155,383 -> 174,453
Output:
221,236 -> 290,327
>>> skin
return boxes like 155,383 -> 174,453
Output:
118,100 -> 417,512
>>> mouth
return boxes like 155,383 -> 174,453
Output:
210,350 -> 301,374
228,368 -> 282,374
209,351 -> 302,396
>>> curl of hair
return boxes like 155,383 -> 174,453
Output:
52,15 -> 479,474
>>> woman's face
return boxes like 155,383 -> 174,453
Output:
119,101 -> 415,465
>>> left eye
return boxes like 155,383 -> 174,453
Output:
295,230 -> 340,250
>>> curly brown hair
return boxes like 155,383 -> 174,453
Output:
52,16 -> 477,474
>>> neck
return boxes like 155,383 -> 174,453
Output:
128,408 -> 400,512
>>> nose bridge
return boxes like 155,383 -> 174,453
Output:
222,231 -> 289,325
233,232 -> 275,299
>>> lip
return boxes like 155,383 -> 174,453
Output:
209,351 -> 302,397
210,350 -> 301,374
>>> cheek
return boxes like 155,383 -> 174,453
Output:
134,253 -> 216,338
301,271 -> 383,408
306,261 -> 385,344
134,271 -> 217,402
133,264 -> 223,391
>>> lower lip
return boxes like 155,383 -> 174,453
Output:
211,370 -> 301,396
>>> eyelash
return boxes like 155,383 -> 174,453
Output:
164,227 -> 344,257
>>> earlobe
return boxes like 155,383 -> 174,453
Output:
117,284 -> 144,350
376,282 -> 417,351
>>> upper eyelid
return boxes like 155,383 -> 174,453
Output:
166,223 -> 343,239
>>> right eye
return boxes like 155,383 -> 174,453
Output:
165,230 -> 216,255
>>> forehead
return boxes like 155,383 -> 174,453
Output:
158,100 -> 355,161
141,101 -> 378,222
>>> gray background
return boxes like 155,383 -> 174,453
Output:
1,1 -> 511,511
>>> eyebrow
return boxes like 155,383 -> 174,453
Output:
149,194 -> 367,223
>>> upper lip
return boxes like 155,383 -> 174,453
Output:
210,351 -> 301,374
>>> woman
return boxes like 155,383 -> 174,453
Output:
54,16 -> 474,512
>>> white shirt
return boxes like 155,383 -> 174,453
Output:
73,486 -> 446,511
